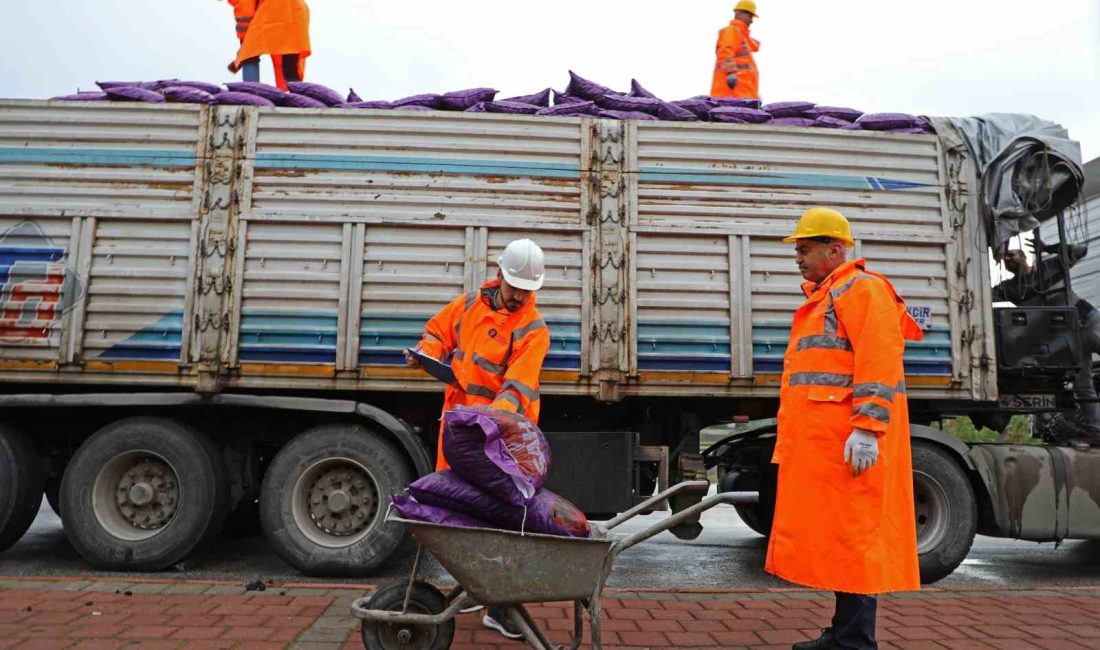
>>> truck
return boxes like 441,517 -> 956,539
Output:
0,99 -> 1093,583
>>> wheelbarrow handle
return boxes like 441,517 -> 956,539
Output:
611,491 -> 758,555
601,480 -> 710,531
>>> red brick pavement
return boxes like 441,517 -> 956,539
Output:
4,577 -> 1100,648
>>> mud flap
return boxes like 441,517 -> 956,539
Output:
668,453 -> 709,540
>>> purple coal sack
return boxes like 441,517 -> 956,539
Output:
629,79 -> 658,99
596,94 -> 660,115
552,90 -> 586,106
439,87 -> 499,110
407,471 -> 591,538
223,82 -> 287,103
347,88 -> 363,103
536,101 -> 598,116
656,101 -> 699,122
51,92 -> 109,101
96,81 -> 161,91
216,91 -> 275,107
286,81 -> 345,106
393,93 -> 443,109
672,98 -> 714,119
390,494 -> 493,529
598,109 -> 658,121
277,93 -> 328,108
161,86 -> 217,105
856,112 -> 921,131
804,105 -> 863,122
103,87 -> 165,103
768,117 -> 816,127
565,71 -> 614,100
484,101 -> 541,114
813,116 -> 853,129
335,101 -> 393,109
709,97 -> 762,109
504,88 -> 552,107
709,106 -> 770,123
465,102 -> 488,113
442,406 -> 551,506
167,81 -> 222,95
762,101 -> 816,117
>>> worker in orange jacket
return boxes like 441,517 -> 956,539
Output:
711,0 -> 760,99
406,238 -> 550,641
768,208 -> 923,650
225,0 -> 311,91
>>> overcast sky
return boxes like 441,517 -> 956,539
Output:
2,0 -> 1098,160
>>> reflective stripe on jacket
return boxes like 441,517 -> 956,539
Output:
234,0 -> 311,78
765,259 -> 923,594
229,0 -> 256,41
416,280 -> 550,471
710,19 -> 760,99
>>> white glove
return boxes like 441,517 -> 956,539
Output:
844,429 -> 879,476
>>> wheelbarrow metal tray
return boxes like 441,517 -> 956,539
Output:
396,517 -> 613,606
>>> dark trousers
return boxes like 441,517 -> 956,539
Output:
832,592 -> 877,649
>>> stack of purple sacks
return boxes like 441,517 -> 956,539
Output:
48,71 -> 935,134
391,405 -> 591,538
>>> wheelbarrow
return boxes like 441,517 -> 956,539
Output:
351,480 -> 757,650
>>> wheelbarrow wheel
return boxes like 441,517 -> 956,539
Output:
360,580 -> 454,650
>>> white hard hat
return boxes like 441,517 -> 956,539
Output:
497,239 -> 545,291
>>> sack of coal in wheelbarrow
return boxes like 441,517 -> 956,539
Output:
408,470 -> 591,538
390,493 -> 493,529
442,406 -> 551,506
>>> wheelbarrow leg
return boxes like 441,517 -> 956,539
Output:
506,605 -> 555,650
562,600 -> 584,650
587,591 -> 603,650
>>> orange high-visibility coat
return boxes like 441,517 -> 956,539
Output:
232,0 -> 311,88
765,259 -> 924,595
711,18 -> 759,99
415,280 -> 551,471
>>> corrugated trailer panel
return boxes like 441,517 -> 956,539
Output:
629,121 -> 976,397
0,101 -> 204,377
240,109 -> 589,388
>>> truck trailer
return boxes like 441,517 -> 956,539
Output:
0,99 -> 1092,582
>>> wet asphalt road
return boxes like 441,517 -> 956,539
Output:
3,498 -> 1099,591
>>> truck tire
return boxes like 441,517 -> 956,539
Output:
0,424 -> 46,554
912,442 -> 977,584
720,471 -> 774,537
259,424 -> 412,576
59,417 -> 230,571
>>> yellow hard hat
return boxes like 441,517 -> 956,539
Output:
782,207 -> 855,247
735,0 -> 758,16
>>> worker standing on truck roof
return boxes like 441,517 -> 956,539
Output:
711,0 -> 760,99
223,0 -> 311,91
769,208 -> 923,650
995,239 -> 1100,448
406,238 -> 551,641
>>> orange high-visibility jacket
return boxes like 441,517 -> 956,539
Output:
415,280 -> 551,471
765,259 -> 924,595
233,0 -> 311,81
710,19 -> 759,99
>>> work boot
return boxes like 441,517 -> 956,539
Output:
483,607 -> 524,640
792,627 -> 835,649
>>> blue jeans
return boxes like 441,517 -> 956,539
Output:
241,57 -> 260,82
833,593 -> 877,649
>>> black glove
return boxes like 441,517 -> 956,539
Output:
726,73 -> 738,90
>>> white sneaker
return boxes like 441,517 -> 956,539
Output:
483,609 -> 524,640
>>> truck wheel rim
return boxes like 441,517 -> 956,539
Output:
913,471 -> 950,554
292,457 -> 379,548
92,451 -> 180,541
